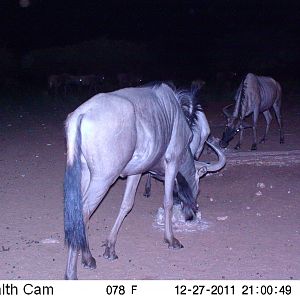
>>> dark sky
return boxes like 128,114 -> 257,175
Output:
1,0 -> 300,77
1,0 -> 299,49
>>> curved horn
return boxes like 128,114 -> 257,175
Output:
222,104 -> 234,118
194,140 -> 226,177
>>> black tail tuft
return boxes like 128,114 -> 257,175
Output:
64,115 -> 88,251
176,172 -> 198,221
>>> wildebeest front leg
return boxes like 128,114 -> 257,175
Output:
251,109 -> 259,150
103,174 -> 141,260
234,127 -> 243,150
143,173 -> 152,198
163,161 -> 183,249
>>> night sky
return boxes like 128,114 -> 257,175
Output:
1,0 -> 300,78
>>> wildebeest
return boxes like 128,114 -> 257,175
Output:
48,74 -> 69,97
117,72 -> 143,88
219,73 -> 284,150
88,74 -> 106,94
143,79 -> 210,198
67,74 -> 106,95
48,74 -> 106,97
64,83 -> 226,279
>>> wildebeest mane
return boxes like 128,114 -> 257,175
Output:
237,77 -> 247,118
142,81 -> 203,129
175,88 -> 203,129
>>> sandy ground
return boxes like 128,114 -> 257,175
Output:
0,91 -> 299,280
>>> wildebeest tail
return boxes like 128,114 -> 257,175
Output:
64,114 -> 88,251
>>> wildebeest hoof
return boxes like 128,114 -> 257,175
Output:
234,144 -> 240,150
143,191 -> 151,198
280,138 -> 284,144
167,238 -> 184,249
103,247 -> 118,260
251,144 -> 257,151
82,256 -> 96,269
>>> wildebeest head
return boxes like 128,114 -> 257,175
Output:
219,104 -> 238,148
176,140 -> 226,221
161,141 -> 226,223
220,124 -> 241,148
219,104 -> 251,148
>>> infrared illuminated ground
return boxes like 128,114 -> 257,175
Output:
0,94 -> 299,279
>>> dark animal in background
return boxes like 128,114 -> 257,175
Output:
48,73 -> 69,97
63,83 -> 226,279
71,74 -> 106,95
63,75 -> 96,95
63,75 -> 83,94
117,72 -> 143,88
219,73 -> 284,151
90,74 -> 106,93
48,74 -> 106,97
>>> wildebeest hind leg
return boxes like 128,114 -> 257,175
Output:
103,174 -> 141,260
81,177 -> 115,269
260,110 -> 272,143
163,161 -> 183,249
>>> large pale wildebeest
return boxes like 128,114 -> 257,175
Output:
64,83 -> 226,279
219,73 -> 284,150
